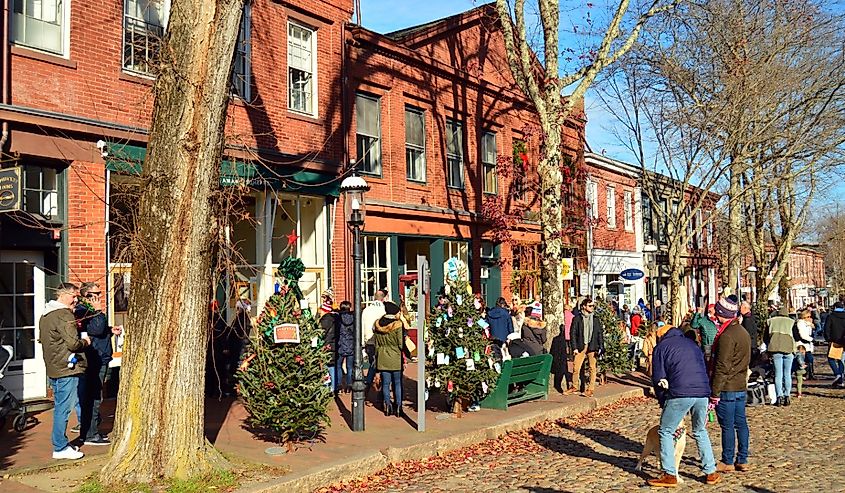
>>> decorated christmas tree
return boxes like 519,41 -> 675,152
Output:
236,256 -> 332,445
595,299 -> 630,376
425,259 -> 499,414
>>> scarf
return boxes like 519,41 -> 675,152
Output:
708,317 -> 736,376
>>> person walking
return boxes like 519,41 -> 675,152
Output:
40,283 -> 89,460
319,303 -> 340,395
824,301 -> 845,388
647,325 -> 721,487
710,296 -> 752,473
374,301 -> 405,417
550,302 -> 574,393
74,282 -> 120,446
362,289 -> 387,391
764,306 -> 796,406
795,309 -> 815,380
336,301 -> 355,393
565,298 -> 604,397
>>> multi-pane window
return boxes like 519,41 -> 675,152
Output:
586,180 -> 598,219
606,185 -> 616,228
288,21 -> 316,115
11,0 -> 67,55
445,119 -> 464,189
642,194 -> 653,243
231,5 -> 251,100
512,139 -> 526,200
443,240 -> 469,282
356,94 -> 381,175
23,166 -> 58,219
658,199 -> 668,245
482,132 -> 497,194
512,243 -> 540,302
363,236 -> 390,304
624,190 -> 633,231
0,262 -> 37,361
405,107 -> 426,182
123,0 -> 168,75
706,211 -> 713,249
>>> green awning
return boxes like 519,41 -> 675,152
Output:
104,143 -> 340,197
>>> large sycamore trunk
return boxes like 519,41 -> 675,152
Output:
539,124 -> 564,348
103,0 -> 245,484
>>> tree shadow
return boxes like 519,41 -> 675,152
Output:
745,487 -> 779,493
520,488 -> 574,493
563,425 -> 644,455
204,395 -> 236,444
529,429 -> 638,473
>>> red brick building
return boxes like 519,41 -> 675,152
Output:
339,5 -> 585,311
0,0 -> 353,400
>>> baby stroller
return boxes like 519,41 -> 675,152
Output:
0,345 -> 30,432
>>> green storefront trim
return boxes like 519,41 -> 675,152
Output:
103,143 -> 341,197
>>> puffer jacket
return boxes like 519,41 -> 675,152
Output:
337,312 -> 355,357
652,328 -> 711,406
373,316 -> 404,371
40,300 -> 87,379
486,307 -> 514,342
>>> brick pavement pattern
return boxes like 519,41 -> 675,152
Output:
336,377 -> 844,492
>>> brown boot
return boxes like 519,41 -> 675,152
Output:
705,473 -> 721,485
563,387 -> 579,395
735,463 -> 751,472
715,462 -> 735,473
647,474 -> 678,488
583,389 -> 594,397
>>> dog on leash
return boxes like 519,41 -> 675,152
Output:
635,424 -> 688,483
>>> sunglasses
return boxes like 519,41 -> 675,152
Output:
85,292 -> 102,298
587,304 -> 595,308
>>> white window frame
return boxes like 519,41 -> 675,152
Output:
23,165 -> 59,220
287,20 -> 318,117
482,131 -> 497,194
362,236 -> 390,304
231,4 -> 252,100
10,0 -> 71,57
356,93 -> 382,175
606,185 -> 616,229
623,190 -> 633,232
122,0 -> 170,76
586,180 -> 598,220
445,119 -> 464,189
405,106 -> 426,182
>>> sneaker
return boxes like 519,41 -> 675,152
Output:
705,472 -> 722,485
647,474 -> 678,487
582,389 -> 594,398
563,387 -> 579,396
52,445 -> 84,460
70,424 -> 80,433
467,404 -> 481,412
84,435 -> 111,446
832,375 -> 843,387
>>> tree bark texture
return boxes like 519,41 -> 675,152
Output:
539,122 -> 564,347
103,0 -> 245,484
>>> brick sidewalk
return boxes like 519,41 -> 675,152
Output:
1,368 -> 649,492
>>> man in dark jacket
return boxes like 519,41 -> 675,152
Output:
74,282 -> 120,446
824,301 -> 845,387
486,297 -> 514,345
647,326 -> 720,487
40,282 -> 89,460
564,298 -> 604,397
711,296 -> 752,473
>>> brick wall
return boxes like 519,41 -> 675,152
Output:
66,160 -> 107,285
585,163 -> 638,253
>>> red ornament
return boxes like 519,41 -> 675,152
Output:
286,230 -> 299,246
294,355 -> 304,365
264,381 -> 275,389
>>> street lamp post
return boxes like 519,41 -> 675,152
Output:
340,173 -> 370,432
747,266 -> 758,304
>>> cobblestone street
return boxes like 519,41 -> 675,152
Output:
324,356 -> 845,493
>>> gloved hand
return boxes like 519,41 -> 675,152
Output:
657,379 -> 669,390
708,396 -> 720,409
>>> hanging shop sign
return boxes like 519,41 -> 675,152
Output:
620,268 -> 645,281
0,167 -> 22,213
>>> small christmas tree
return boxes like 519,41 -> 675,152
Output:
596,299 -> 630,376
425,259 -> 499,414
236,256 -> 332,445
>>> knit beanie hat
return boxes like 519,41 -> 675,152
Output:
714,296 -> 738,319
384,301 -> 400,316
530,301 -> 543,319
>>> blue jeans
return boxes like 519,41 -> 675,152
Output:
50,376 -> 80,452
380,370 -> 403,408
716,391 -> 750,466
772,353 -> 794,397
658,397 -> 716,476
828,351 -> 845,378
338,354 -> 354,387
80,364 -> 108,440
328,364 -> 339,393
365,345 -> 377,387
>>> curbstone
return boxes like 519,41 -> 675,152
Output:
241,451 -> 388,493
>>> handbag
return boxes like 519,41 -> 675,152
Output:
404,336 -> 417,357
746,382 -> 766,406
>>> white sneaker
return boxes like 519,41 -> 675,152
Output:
52,445 -> 84,460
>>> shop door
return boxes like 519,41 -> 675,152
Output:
0,252 -> 47,400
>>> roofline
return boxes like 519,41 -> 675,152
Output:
585,151 -> 640,178
384,2 -> 496,45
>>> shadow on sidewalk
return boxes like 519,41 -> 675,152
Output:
520,488 -> 573,493
564,426 -> 643,454
530,429 -> 637,472
204,396 -> 235,444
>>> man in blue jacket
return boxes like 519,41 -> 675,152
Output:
648,325 -> 720,487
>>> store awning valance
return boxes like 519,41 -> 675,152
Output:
104,143 -> 340,197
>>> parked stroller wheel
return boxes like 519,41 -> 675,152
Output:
13,413 -> 27,432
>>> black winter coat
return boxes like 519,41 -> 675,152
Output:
825,310 -> 845,346
741,313 -> 758,346
337,312 -> 355,357
320,312 -> 339,364
570,313 -> 604,354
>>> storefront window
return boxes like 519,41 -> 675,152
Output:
0,262 -> 36,361
363,236 -> 390,303
23,165 -> 59,220
512,243 -> 540,302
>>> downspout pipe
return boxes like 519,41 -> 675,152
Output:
0,0 -> 10,151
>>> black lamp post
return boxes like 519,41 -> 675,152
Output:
340,173 -> 369,432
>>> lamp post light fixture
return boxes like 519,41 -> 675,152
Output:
340,172 -> 370,432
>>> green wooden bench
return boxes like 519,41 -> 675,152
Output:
480,353 -> 552,410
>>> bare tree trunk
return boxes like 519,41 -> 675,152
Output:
727,167 -> 741,291
103,0 -> 245,484
539,122 -> 563,347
